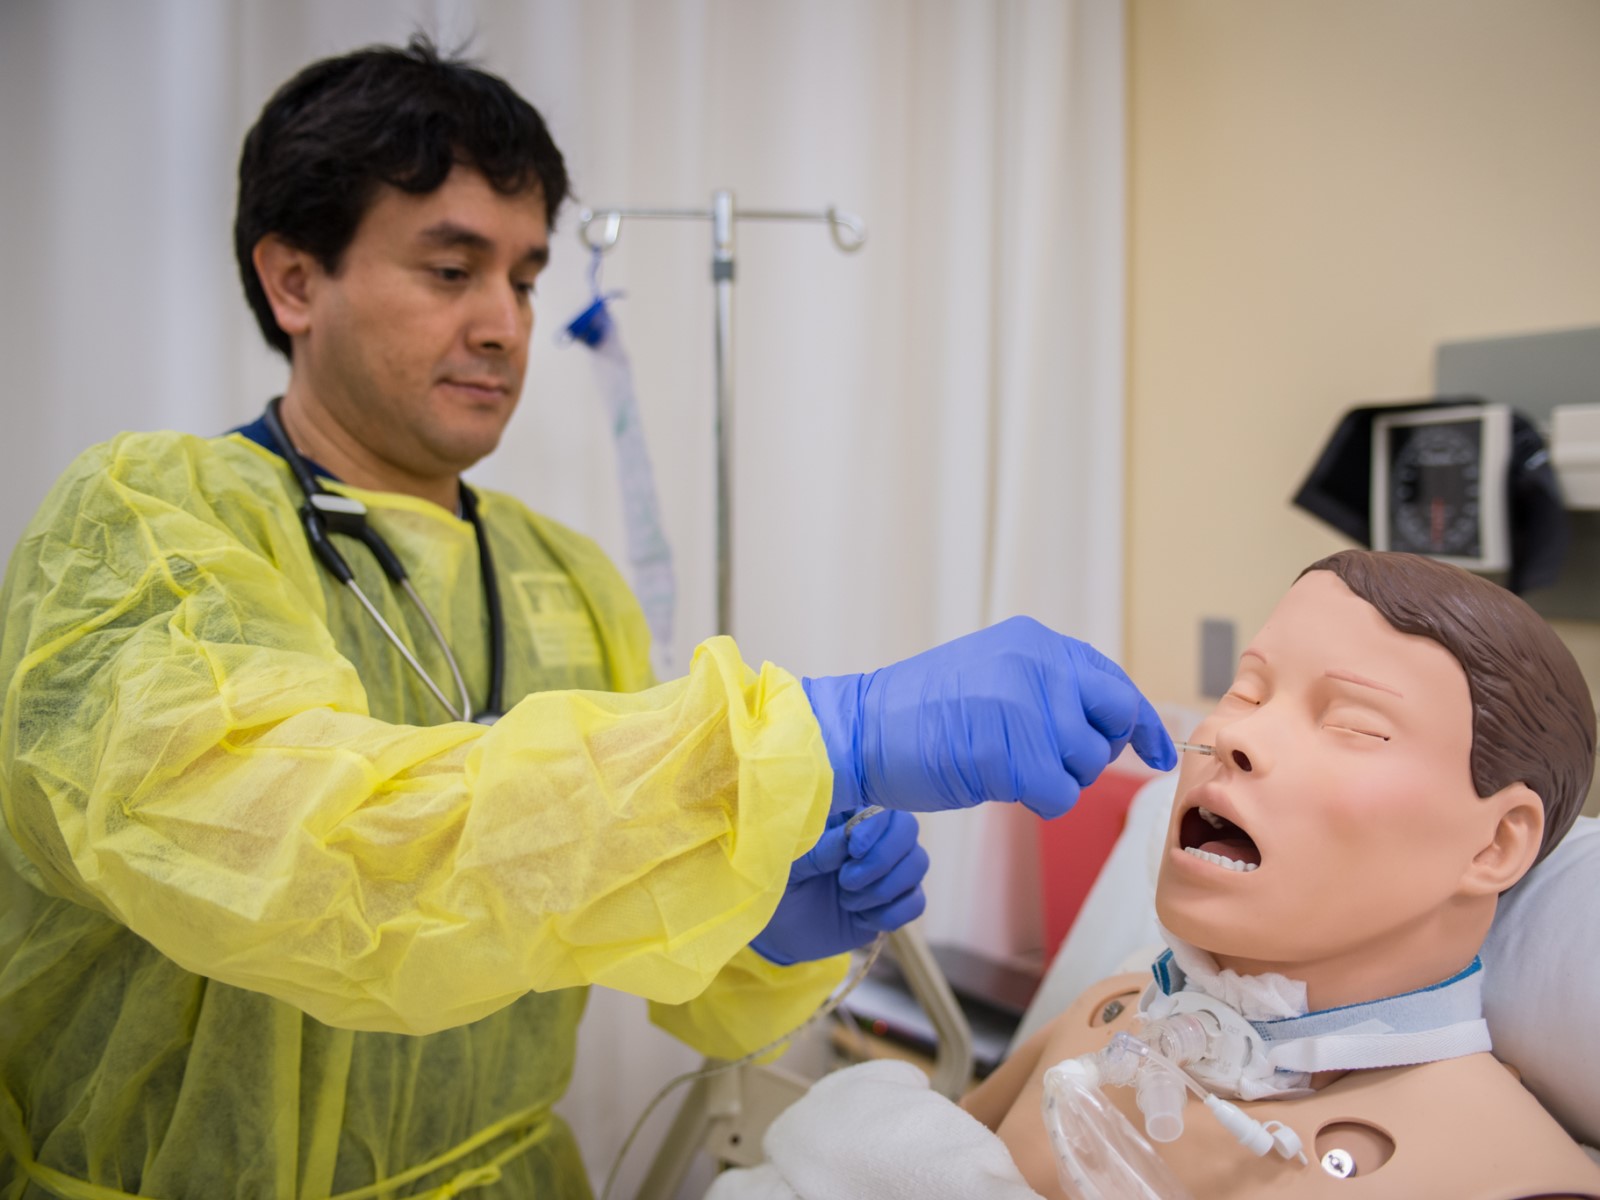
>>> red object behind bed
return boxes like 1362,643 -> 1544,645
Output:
1037,769 -> 1146,956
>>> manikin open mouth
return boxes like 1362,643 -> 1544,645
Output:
1178,805 -> 1261,873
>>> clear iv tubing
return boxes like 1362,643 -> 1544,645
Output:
601,804 -> 889,1200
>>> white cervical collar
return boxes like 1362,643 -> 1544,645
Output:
1140,932 -> 1492,1101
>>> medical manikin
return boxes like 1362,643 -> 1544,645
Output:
963,550 -> 1600,1199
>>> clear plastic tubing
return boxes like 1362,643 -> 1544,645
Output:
1037,1014 -> 1212,1197
1042,1054 -> 1193,1200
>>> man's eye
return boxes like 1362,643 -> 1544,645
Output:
513,280 -> 537,299
433,266 -> 468,283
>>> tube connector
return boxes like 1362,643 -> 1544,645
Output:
1136,1066 -> 1189,1143
1146,1012 -> 1213,1067
1099,1031 -> 1152,1088
1045,1056 -> 1101,1093
1203,1095 -> 1273,1155
1202,1095 -> 1307,1164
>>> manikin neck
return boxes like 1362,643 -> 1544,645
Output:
1148,931 -> 1495,1095
1208,900 -> 1495,1013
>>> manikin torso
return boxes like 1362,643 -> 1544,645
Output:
1005,971 -> 1600,1200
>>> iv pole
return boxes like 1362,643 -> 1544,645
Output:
582,197 -> 975,1200
576,192 -> 866,637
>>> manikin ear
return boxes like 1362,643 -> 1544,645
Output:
251,235 -> 321,342
1460,782 -> 1544,896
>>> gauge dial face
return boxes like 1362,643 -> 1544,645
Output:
1386,420 -> 1483,557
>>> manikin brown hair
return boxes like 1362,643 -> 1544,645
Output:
1301,550 -> 1596,870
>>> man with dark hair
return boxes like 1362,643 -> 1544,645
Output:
0,37 -> 1173,1196
234,37 -> 571,362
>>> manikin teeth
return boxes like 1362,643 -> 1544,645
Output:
1183,846 -> 1259,872
1197,806 -> 1227,829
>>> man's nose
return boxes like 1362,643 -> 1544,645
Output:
468,281 -> 529,354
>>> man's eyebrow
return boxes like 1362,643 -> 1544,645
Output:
417,221 -> 491,251
1325,668 -> 1403,698
417,221 -> 550,265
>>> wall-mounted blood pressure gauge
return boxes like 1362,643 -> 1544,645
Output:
1370,403 -> 1511,571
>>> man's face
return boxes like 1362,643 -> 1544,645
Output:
295,164 -> 549,476
1156,571 -> 1488,979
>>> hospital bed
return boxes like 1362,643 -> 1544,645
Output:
635,924 -> 974,1196
646,773 -> 1600,1196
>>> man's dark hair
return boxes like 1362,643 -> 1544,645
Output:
234,34 -> 568,359
1302,550 -> 1597,872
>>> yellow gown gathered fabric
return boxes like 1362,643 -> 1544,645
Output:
0,431 -> 844,1199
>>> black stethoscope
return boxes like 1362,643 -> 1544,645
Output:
263,397 -> 506,724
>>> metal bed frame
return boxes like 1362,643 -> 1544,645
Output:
635,924 -> 975,1197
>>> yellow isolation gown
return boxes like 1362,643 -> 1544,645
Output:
0,431 -> 843,1198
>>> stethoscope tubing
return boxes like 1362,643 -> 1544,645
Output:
262,397 -> 505,724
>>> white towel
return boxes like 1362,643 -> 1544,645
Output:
704,1060 -> 1044,1200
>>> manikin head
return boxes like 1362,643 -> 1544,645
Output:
1157,550 -> 1595,1011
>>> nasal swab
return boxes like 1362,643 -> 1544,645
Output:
1175,740 -> 1214,755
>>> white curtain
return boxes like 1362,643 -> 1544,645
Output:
0,0 -> 1125,1192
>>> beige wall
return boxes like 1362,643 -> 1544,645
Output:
1125,0 -> 1600,811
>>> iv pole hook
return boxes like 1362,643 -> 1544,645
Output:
571,194 -> 865,635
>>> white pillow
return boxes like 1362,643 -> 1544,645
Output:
1482,814 -> 1600,1148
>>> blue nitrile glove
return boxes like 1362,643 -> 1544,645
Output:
751,809 -> 928,966
803,616 -> 1177,820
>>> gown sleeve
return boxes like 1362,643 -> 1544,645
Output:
0,434 -> 837,1039
522,506 -> 850,1056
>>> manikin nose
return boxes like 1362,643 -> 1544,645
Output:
1212,726 -> 1253,771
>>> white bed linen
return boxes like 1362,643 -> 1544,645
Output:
703,1060 -> 1042,1200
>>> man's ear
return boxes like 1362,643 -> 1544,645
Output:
252,235 -> 320,341
1461,782 -> 1544,896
